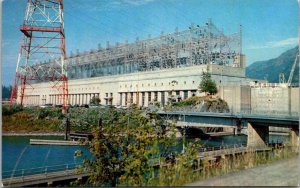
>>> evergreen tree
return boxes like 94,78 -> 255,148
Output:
2,85 -> 12,100
199,71 -> 218,95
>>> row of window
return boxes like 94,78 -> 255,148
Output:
120,80 -> 196,88
121,90 -> 196,106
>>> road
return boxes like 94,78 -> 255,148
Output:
186,156 -> 299,186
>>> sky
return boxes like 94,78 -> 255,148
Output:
1,0 -> 299,86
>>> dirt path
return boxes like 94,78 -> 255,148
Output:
186,156 -> 299,186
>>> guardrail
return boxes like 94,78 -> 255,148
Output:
2,163 -> 83,179
158,109 -> 299,120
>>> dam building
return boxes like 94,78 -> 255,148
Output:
21,20 -> 250,107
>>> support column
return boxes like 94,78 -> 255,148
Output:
151,92 -> 155,104
247,122 -> 269,148
180,91 -> 184,100
133,92 -> 137,105
87,94 -> 91,104
158,92 -> 162,106
188,91 -> 192,98
290,128 -> 299,151
139,92 -> 143,107
145,92 -> 149,107
82,94 -> 85,104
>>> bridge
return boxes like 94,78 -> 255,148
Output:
157,110 -> 299,148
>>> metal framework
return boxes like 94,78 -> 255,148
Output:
10,0 -> 68,109
66,19 -> 242,80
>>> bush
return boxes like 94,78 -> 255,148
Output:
2,104 -> 22,116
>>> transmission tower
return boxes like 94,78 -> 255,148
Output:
10,0 -> 68,110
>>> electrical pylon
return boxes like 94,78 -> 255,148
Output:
10,0 -> 68,111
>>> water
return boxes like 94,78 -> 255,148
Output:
2,134 -> 290,177
2,136 -> 89,175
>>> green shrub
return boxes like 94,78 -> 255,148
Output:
2,104 -> 22,116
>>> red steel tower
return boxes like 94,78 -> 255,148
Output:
10,0 -> 68,110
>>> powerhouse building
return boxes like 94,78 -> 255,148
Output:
21,20 -> 252,107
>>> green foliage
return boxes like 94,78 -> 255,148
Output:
2,104 -> 22,116
2,85 -> 12,100
199,72 -> 218,95
90,96 -> 101,105
78,108 -> 181,186
36,108 -> 64,119
172,96 -> 202,106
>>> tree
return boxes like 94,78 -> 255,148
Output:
2,85 -> 12,100
199,71 -> 218,95
90,96 -> 101,105
76,108 -> 179,186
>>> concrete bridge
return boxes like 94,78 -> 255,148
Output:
157,111 -> 299,148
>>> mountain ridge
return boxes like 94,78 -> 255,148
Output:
246,46 -> 299,83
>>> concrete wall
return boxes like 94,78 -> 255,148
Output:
250,87 -> 298,116
20,64 -> 250,106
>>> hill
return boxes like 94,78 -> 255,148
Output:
246,46 -> 299,83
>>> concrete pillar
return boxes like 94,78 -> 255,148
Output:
158,92 -> 162,106
247,122 -> 269,148
188,91 -> 192,98
180,91 -> 184,100
87,94 -> 91,104
151,92 -> 155,104
133,92 -> 137,105
290,128 -> 299,150
139,92 -> 143,107
145,92 -> 149,106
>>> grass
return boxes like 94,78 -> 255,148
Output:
152,145 -> 298,186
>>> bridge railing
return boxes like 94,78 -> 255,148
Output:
159,109 -> 298,120
198,143 -> 247,153
2,162 -> 83,179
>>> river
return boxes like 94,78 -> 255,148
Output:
2,134 -> 290,177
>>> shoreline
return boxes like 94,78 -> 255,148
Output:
2,132 -> 65,136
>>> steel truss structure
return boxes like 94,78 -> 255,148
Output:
10,0 -> 68,108
66,19 -> 242,80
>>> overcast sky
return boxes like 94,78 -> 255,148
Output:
2,0 -> 298,86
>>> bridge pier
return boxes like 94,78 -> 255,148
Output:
247,123 -> 269,148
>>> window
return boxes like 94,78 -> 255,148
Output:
184,81 -> 186,85
106,93 -> 108,97
161,92 -> 165,106
154,92 -> 158,102
148,92 -> 151,102
110,93 -> 113,97
142,92 -> 145,106
161,83 -> 163,86
193,81 -> 195,84
176,91 -> 180,96
125,93 -> 128,106
184,91 -> 188,99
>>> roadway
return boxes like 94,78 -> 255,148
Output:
186,155 -> 299,186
